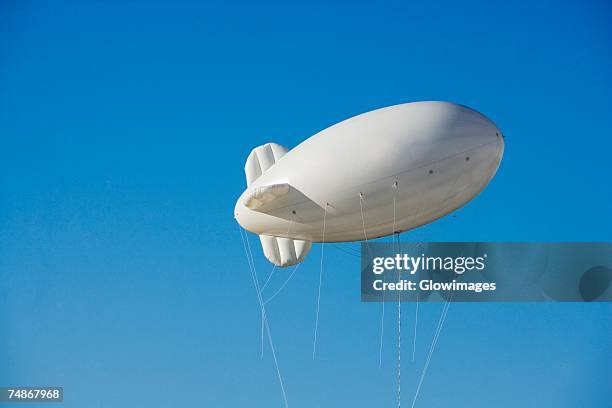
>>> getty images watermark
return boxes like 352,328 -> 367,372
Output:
361,243 -> 612,302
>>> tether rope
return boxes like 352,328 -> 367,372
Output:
259,219 -> 294,357
312,203 -> 328,360
259,219 -> 294,295
263,263 -> 301,305
409,167 -> 464,406
392,181 -> 401,408
359,193 -> 386,369
238,225 -> 289,408
410,291 -> 453,408
259,265 -> 277,295
412,282 -> 419,362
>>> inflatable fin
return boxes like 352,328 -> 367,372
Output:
259,235 -> 312,267
243,142 -> 313,266
245,142 -> 288,186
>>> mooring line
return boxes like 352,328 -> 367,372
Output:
391,181 -> 402,407
259,265 -> 277,295
258,219 -> 294,357
379,295 -> 386,369
312,203 -> 328,360
412,290 -> 419,363
238,226 -> 289,408
259,219 -> 293,296
259,264 -> 276,358
410,292 -> 453,408
238,226 -> 267,358
264,263 -> 301,305
359,193 -> 386,369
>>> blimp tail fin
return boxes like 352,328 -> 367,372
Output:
260,235 -> 312,267
245,142 -> 289,186
243,142 -> 315,266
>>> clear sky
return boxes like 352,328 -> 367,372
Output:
1,0 -> 611,407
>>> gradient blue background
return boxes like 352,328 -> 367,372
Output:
1,0 -> 611,407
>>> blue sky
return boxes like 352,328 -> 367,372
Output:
1,0 -> 611,406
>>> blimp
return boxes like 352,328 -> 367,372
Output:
235,101 -> 504,267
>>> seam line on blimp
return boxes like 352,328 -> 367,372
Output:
258,139 -> 499,214
318,147 -> 492,242
337,139 -> 499,193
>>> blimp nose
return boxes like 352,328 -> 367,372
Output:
494,129 -> 505,158
481,127 -> 504,179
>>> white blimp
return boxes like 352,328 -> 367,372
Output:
235,101 -> 504,267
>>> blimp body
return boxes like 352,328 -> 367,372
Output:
235,101 -> 504,266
